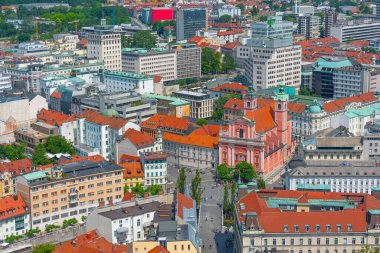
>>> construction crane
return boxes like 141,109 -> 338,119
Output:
33,17 -> 51,39
68,20 -> 79,35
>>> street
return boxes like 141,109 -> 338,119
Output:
167,164 -> 233,253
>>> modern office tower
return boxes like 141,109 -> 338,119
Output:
87,24 -> 121,71
171,43 -> 201,80
331,19 -> 380,42
176,8 -> 207,41
237,16 -> 302,90
377,0 -> 380,19
324,8 -> 337,37
297,14 -> 320,40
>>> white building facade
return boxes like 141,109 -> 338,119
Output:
104,70 -> 154,94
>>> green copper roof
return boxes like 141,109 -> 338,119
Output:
314,57 -> 352,72
368,210 -> 380,215
276,83 -> 288,102
297,184 -> 331,191
345,103 -> 380,119
308,99 -> 323,114
24,171 -> 47,181
100,108 -> 119,117
143,93 -> 189,106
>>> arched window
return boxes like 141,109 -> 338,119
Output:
239,129 -> 244,138
247,101 -> 251,108
278,104 -> 282,110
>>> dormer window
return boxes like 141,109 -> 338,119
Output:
294,225 -> 299,232
316,224 -> 320,232
305,224 -> 310,232
337,224 -> 341,232
326,224 -> 331,232
347,224 -> 352,232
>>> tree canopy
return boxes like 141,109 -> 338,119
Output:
212,93 -> 240,120
177,167 -> 186,194
222,53 -> 236,73
201,48 -> 222,75
32,243 -> 55,253
1,143 -> 27,161
235,161 -> 257,183
219,14 -> 232,23
191,169 -> 203,209
44,136 -> 75,155
150,184 -> 163,195
128,30 -> 157,49
32,144 -> 51,167
216,164 -> 233,181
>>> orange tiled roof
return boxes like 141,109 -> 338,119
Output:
349,40 -> 370,47
119,162 -> 144,179
323,92 -> 377,113
122,129 -> 155,148
140,114 -> 190,132
153,76 -> 162,83
191,124 -> 228,137
217,29 -> 244,36
236,189 -> 380,234
288,102 -> 306,114
119,154 -> 140,164
79,110 -> 127,130
57,155 -> 105,165
297,37 -> 340,48
224,98 -> 244,110
77,38 -> 88,45
50,91 -> 61,99
244,105 -> 276,133
0,158 -> 33,177
122,191 -> 135,202
188,36 -> 205,43
53,230 -> 129,253
148,246 -> 171,253
0,194 -> 28,221
37,108 -> 74,127
209,82 -> 248,92
163,131 -> 218,149
177,192 -> 194,220
222,41 -> 241,49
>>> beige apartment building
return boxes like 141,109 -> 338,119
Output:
87,25 -> 121,71
16,160 -> 124,230
121,48 -> 177,81
235,187 -> 380,253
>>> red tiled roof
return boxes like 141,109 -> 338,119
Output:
177,192 -> 194,220
119,162 -> 144,179
244,105 -> 276,133
122,191 -> 135,202
53,230 -> 129,253
57,155 -> 105,165
37,108 -> 74,127
79,110 -> 127,130
224,98 -> 244,110
0,158 -> 33,177
222,41 -> 241,49
163,131 -> 218,149
349,40 -> 370,47
148,245 -> 171,253
142,152 -> 169,160
323,92 -> 377,112
188,36 -> 205,43
153,76 -> 162,83
122,129 -> 155,148
297,37 -> 340,48
119,154 -> 140,164
77,38 -> 88,45
236,189 -> 380,234
0,195 -> 28,221
288,102 -> 306,114
50,91 -> 61,99
210,82 -> 248,92
217,29 -> 244,36
191,124 -> 228,137
140,114 -> 190,132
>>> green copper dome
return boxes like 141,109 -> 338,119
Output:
100,108 -> 119,117
309,99 -> 322,113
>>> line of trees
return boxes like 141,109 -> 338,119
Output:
201,48 -> 235,75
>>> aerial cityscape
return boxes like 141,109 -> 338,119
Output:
0,0 -> 380,252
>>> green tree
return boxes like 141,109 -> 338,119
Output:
257,178 -> 266,189
32,144 -> 51,167
196,118 -> 208,126
150,184 -> 163,195
216,164 -> 233,181
259,15 -> 268,22
81,215 -> 87,222
222,53 -> 235,73
124,185 -> 130,194
32,243 -> 55,253
62,218 -> 78,228
191,169 -> 203,209
132,182 -> 147,197
235,161 -> 256,183
152,20 -> 164,33
282,14 -> 297,23
5,143 -> 26,161
5,234 -> 23,243
44,136 -> 75,155
177,167 -> 186,194
251,6 -> 259,16
0,145 -> 7,159
45,224 -> 60,232
230,181 -> 237,211
25,228 -> 40,237
201,48 -> 222,74
121,34 -> 130,48
130,30 -> 156,49
236,3 -> 245,12
219,14 -> 232,23
223,184 -> 230,214
212,93 -> 239,120
359,4 -> 372,14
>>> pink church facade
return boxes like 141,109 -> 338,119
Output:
218,87 -> 295,176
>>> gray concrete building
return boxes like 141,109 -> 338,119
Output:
176,8 -> 207,41
297,14 -> 320,40
71,91 -> 157,123
172,90 -> 213,119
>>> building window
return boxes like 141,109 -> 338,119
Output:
290,239 -> 294,245
137,219 -> 141,226
273,239 -> 276,245
239,129 -> 244,138
282,239 -> 285,246
334,238 -> 338,244
137,231 -> 141,239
